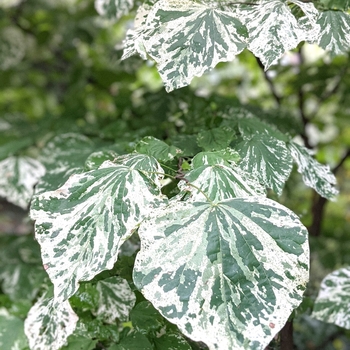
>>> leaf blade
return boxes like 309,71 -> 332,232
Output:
31,154 -> 165,302
134,198 -> 309,349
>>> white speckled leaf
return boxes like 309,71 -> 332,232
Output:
316,11 -> 350,56
288,142 -> 338,200
0,156 -> 45,209
30,154 -> 165,302
179,164 -> 265,202
24,296 -> 78,350
134,197 -> 309,350
142,0 -> 248,91
311,267 -> 350,329
35,133 -> 95,195
236,135 -> 293,196
243,0 -> 319,68
93,276 -> 136,323
122,4 -> 150,60
95,0 -> 134,20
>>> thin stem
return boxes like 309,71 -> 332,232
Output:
308,148 -> 350,237
143,170 -> 213,204
279,320 -> 294,350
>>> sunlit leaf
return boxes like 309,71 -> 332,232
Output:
142,0 -> 248,91
316,11 -> 350,56
24,295 -> 78,350
134,198 -> 309,350
235,135 -> 293,195
30,154 -> 165,302
0,156 -> 45,209
93,276 -> 136,323
311,267 -> 350,329
288,142 -> 338,200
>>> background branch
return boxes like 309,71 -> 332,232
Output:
255,57 -> 282,107
308,148 -> 350,237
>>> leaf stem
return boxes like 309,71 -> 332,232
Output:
142,170 -> 213,204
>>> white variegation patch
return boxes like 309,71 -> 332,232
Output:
30,154 -> 165,302
95,0 -> 134,20
316,11 -> 350,56
24,296 -> 78,350
236,135 -> 293,196
35,133 -> 95,195
141,0 -> 248,91
179,164 -> 265,202
311,267 -> 350,329
243,0 -> 319,68
0,156 -> 45,209
288,142 -> 338,200
122,4 -> 150,60
134,197 -> 309,350
93,276 -> 136,323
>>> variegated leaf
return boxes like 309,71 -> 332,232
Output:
95,0 -> 134,20
122,4 -> 150,60
0,156 -> 45,209
179,164 -> 265,202
311,267 -> 350,329
93,276 -> 136,323
243,0 -> 319,68
236,135 -> 293,196
36,133 -> 95,195
142,0 -> 248,91
0,235 -> 47,301
192,149 -> 240,168
0,309 -> 28,350
134,198 -> 309,350
316,10 -> 350,56
30,154 -> 165,302
24,296 -> 78,350
288,142 -> 338,200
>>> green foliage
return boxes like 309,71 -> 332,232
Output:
0,0 -> 350,349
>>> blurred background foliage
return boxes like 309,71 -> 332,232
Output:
0,0 -> 349,349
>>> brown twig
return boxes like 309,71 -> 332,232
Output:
280,320 -> 294,350
308,148 -> 350,237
